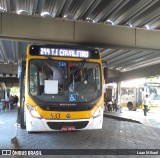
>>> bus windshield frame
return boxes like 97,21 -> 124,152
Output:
28,59 -> 102,105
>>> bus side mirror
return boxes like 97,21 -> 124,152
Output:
104,67 -> 108,80
18,64 -> 22,79
17,61 -> 26,79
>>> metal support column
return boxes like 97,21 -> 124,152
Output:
116,81 -> 121,108
17,59 -> 26,129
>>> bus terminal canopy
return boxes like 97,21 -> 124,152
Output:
1,0 -> 160,82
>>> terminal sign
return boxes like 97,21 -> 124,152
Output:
40,48 -> 89,58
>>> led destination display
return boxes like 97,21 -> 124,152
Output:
40,48 -> 89,58
29,45 -> 100,59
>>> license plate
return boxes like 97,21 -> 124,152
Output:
61,126 -> 75,131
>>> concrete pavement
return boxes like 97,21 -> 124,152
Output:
1,107 -> 160,149
104,107 -> 160,128
0,106 -> 160,158
0,108 -> 17,149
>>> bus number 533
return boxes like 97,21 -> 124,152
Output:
51,113 -> 61,119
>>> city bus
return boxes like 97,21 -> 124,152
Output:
120,82 -> 160,110
18,44 -> 104,132
121,86 -> 143,110
141,82 -> 160,110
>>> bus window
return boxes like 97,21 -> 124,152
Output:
29,63 -> 38,96
29,60 -> 101,103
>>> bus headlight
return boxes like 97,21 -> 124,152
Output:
93,105 -> 104,118
27,105 -> 42,119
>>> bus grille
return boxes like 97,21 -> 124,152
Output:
47,121 -> 89,130
44,106 -> 93,111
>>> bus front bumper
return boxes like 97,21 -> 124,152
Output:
26,112 -> 103,132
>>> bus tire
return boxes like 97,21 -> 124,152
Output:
27,131 -> 37,134
127,102 -> 133,110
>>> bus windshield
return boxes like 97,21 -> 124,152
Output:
29,59 -> 101,103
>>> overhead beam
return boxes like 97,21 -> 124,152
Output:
0,13 -> 74,42
105,70 -> 120,83
0,64 -> 18,74
106,63 -> 160,83
0,77 -> 19,84
0,13 -> 160,51
119,63 -> 160,81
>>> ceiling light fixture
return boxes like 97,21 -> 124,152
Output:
128,23 -> 132,28
63,15 -> 67,18
41,12 -> 52,17
0,7 -> 6,12
145,25 -> 150,30
17,10 -> 30,15
107,19 -> 115,25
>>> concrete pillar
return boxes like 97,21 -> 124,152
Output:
0,82 -> 6,90
116,81 -> 121,106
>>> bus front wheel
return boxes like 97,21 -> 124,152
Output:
127,102 -> 133,110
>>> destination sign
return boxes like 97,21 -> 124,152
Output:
40,48 -> 89,58
29,45 -> 100,59
146,83 -> 160,87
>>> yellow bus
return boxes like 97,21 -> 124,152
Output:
141,82 -> 160,110
18,44 -> 104,132
120,82 -> 160,111
120,87 -> 143,110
